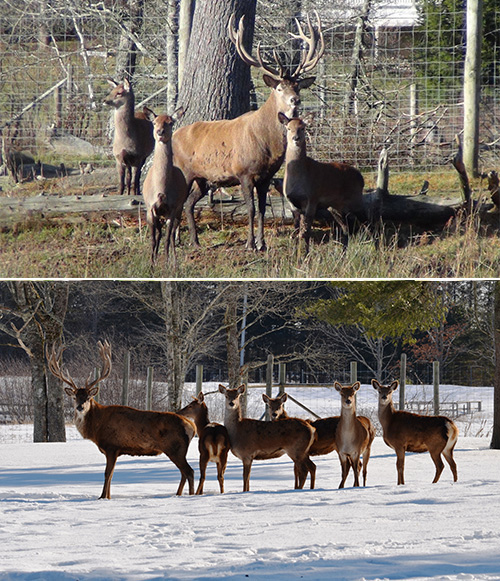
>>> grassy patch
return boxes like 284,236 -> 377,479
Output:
1,169 -> 499,279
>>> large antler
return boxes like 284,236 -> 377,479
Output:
228,12 -> 324,81
228,14 -> 285,80
289,11 -> 325,79
46,343 -> 79,391
46,340 -> 112,392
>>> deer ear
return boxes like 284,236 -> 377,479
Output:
218,384 -> 227,394
263,74 -> 280,89
279,392 -> 288,403
278,112 -> 289,126
262,393 -> 270,403
123,78 -> 131,91
353,381 -> 361,392
144,108 -> 156,123
64,387 -> 75,397
298,76 -> 315,90
334,382 -> 342,392
107,78 -> 118,87
237,384 -> 246,395
197,391 -> 204,403
88,386 -> 99,399
390,380 -> 399,391
371,379 -> 379,389
173,106 -> 185,123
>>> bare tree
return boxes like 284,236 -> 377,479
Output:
177,0 -> 257,125
0,282 -> 69,442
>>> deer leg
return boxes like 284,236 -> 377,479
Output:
306,457 -> 316,489
338,454 -> 350,489
184,180 -> 206,247
117,161 -> 126,196
396,449 -> 406,485
430,450 -> 445,484
330,209 -> 349,250
164,218 -> 175,265
242,459 -> 253,492
218,448 -> 229,494
167,453 -> 195,495
239,176 -> 256,251
150,216 -> 163,266
351,455 -> 361,487
443,448 -> 458,482
125,165 -> 133,196
255,181 -> 269,252
100,450 -> 118,499
196,449 -> 209,495
133,162 -> 144,197
362,447 -> 371,487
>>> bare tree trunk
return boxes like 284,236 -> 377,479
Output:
177,0 -> 257,125
224,288 -> 241,389
161,281 -> 186,411
491,280 -> 500,449
178,0 -> 193,88
5,282 -> 69,442
345,0 -> 371,116
114,0 -> 145,81
166,0 -> 179,111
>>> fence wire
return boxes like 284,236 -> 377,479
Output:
0,0 -> 499,174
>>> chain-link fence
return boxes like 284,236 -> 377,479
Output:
1,0 -> 499,176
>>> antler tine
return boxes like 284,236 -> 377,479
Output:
46,343 -> 78,391
86,340 -> 112,391
228,14 -> 283,80
289,11 -> 325,78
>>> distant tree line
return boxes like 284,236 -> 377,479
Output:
1,280 -> 499,449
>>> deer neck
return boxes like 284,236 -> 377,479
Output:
378,397 -> 395,428
285,138 -> 306,165
114,98 -> 136,135
193,405 -> 210,433
74,399 -> 100,440
339,401 -> 358,430
255,94 -> 287,154
223,402 -> 243,436
152,140 -> 174,182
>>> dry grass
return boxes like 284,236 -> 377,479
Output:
1,168 -> 499,279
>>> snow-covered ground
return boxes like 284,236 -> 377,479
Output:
1,383 -> 499,581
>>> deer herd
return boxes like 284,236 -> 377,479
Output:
102,13 -> 368,265
48,341 -> 459,499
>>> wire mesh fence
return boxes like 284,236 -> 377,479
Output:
0,0 -> 499,176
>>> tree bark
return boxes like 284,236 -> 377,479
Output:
5,282 -> 69,442
176,0 -> 257,125
224,287 -> 241,389
114,0 -> 145,81
490,280 -> 500,449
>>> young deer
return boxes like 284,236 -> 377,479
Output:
173,13 -> 323,251
178,392 -> 230,495
262,392 -> 339,457
278,113 -> 365,253
219,384 -> 316,491
334,382 -> 375,489
47,341 -> 196,499
372,379 -> 459,485
103,78 -> 154,196
142,108 -> 188,265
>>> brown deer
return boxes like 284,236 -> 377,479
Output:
178,392 -> 230,495
47,341 -> 196,499
334,382 -> 375,489
372,379 -> 459,485
103,78 -> 154,196
262,392 -> 339,457
278,113 -> 366,253
142,108 -> 188,265
219,384 -> 316,491
172,13 -> 324,251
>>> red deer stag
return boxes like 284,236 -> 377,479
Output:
334,382 -> 375,488
47,341 -> 196,499
103,78 -> 154,196
143,108 -> 188,265
172,13 -> 324,251
178,392 -> 230,495
372,379 -> 458,485
278,113 -> 366,253
262,392 -> 339,458
219,384 -> 316,491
